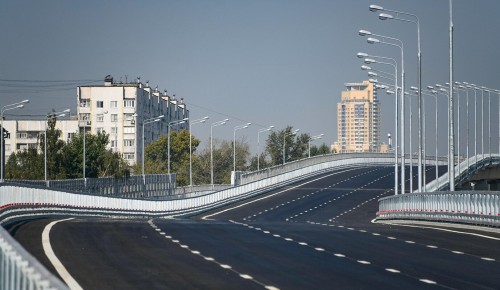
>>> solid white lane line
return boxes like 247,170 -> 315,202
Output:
481,257 -> 495,261
42,218 -> 83,290
383,222 -> 500,241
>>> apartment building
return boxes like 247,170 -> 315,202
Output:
1,76 -> 189,168
77,75 -> 189,165
332,80 -> 381,153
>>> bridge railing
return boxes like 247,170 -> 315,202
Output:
425,154 -> 500,192
0,225 -> 69,290
377,191 -> 500,227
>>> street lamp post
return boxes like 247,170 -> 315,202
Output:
142,114 -> 164,184
283,129 -> 299,165
365,34 -> 405,194
189,117 -> 208,187
257,126 -> 274,171
211,119 -> 229,189
308,134 -> 324,158
427,87 -> 440,183
1,99 -> 29,182
168,118 -> 189,175
371,4 -> 424,192
45,109 -> 70,186
359,52 -> 399,195
233,123 -> 251,172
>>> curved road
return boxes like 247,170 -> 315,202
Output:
8,165 -> 500,289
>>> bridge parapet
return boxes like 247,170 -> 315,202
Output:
425,154 -> 500,192
377,191 -> 500,227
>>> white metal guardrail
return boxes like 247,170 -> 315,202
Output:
377,191 -> 500,226
0,225 -> 69,290
425,154 -> 500,192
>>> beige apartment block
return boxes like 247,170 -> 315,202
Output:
332,81 -> 381,153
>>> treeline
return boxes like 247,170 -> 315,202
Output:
5,116 -> 129,180
6,120 -> 331,186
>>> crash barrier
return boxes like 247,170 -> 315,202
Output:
7,174 -> 176,198
0,156 -> 400,224
0,225 -> 69,290
172,184 -> 232,198
240,152 -> 447,185
425,154 -> 500,192
377,191 -> 500,227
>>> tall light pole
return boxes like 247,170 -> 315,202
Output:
257,126 -> 274,171
45,109 -> 70,186
1,99 -> 29,182
283,129 -> 299,165
233,123 -> 251,172
371,4 -> 423,192
167,118 -> 189,174
427,87 -> 440,183
211,119 -> 229,188
142,114 -> 164,184
359,52 -> 399,195
308,134 -> 324,158
189,116 -> 208,187
365,34 -> 405,194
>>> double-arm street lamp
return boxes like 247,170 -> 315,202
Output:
189,117 -> 209,187
365,34 -> 406,193
359,52 -> 399,195
167,118 -> 189,175
211,119 -> 229,188
370,4 -> 425,192
233,123 -> 251,172
45,109 -> 70,185
1,99 -> 29,182
257,126 -> 274,171
283,129 -> 299,165
142,114 -> 164,183
308,134 -> 324,158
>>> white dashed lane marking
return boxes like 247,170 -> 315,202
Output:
148,220 -> 280,290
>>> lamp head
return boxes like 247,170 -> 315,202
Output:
379,13 -> 393,20
367,71 -> 378,77
358,30 -> 372,36
357,52 -> 368,58
386,90 -> 395,95
361,65 -> 371,71
364,58 -> 377,64
410,86 -> 418,91
369,4 -> 384,12
367,37 -> 380,44
368,78 -> 378,84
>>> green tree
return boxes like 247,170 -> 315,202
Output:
138,130 -> 201,186
193,138 -> 249,185
265,126 -> 309,165
5,148 -> 43,180
39,115 -> 66,179
310,143 -> 331,157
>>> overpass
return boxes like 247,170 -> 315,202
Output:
0,152 -> 495,289
377,154 -> 500,227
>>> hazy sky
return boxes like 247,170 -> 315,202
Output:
1,0 -> 499,156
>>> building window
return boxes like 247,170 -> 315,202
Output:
111,140 -> 117,148
67,133 -> 75,140
124,139 -> 134,147
80,99 -> 90,108
124,127 -> 135,134
111,114 -> 118,122
80,113 -> 90,121
111,127 -> 118,134
96,127 -> 104,134
16,132 -> 28,139
124,153 -> 135,160
124,100 -> 135,108
96,101 -> 104,108
110,101 -> 118,108
97,114 -> 104,122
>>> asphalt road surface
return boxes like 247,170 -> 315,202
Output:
8,165 -> 500,289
